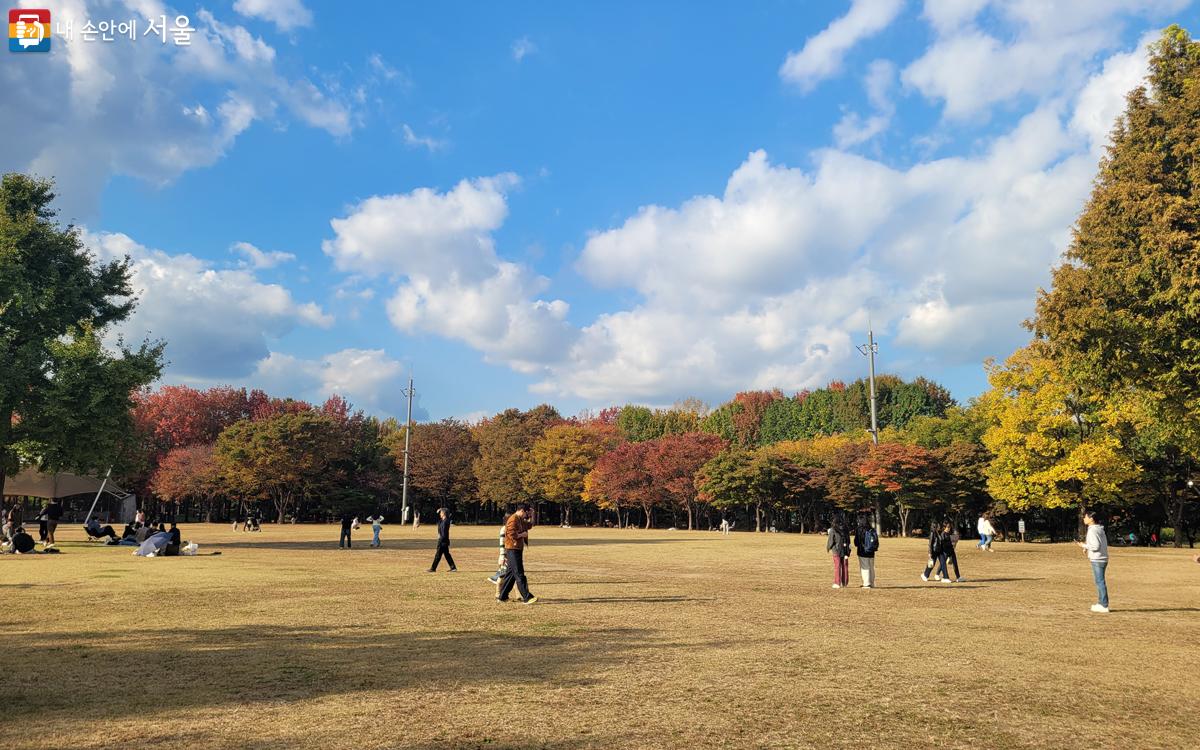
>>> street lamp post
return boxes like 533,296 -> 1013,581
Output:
857,328 -> 881,531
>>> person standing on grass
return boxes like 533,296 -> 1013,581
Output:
853,516 -> 878,588
367,512 -> 384,548
827,517 -> 850,589
497,504 -> 537,604
338,512 -> 355,549
1078,509 -> 1110,613
428,508 -> 457,572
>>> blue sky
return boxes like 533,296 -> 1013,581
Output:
5,0 -> 1199,421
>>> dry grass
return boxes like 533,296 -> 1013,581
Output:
2,523 -> 1197,749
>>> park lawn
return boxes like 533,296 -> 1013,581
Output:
1,524 -> 1196,750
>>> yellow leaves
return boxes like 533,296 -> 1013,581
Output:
981,343 -> 1141,511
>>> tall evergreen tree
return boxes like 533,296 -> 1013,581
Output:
1033,26 -> 1200,543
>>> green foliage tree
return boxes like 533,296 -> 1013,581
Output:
1032,26 -> 1200,544
1,174 -> 162,496
215,412 -> 346,524
695,448 -> 787,532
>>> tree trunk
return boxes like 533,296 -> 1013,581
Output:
1170,484 -> 1184,548
686,502 -> 694,531
898,505 -> 910,537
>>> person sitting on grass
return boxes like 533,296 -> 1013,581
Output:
164,523 -> 183,556
85,517 -> 119,542
10,526 -> 36,554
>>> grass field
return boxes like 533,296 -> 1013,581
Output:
2,523 -> 1197,749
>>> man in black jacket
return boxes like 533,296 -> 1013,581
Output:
428,507 -> 457,572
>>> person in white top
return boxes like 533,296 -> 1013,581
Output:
976,515 -> 996,551
1078,509 -> 1110,613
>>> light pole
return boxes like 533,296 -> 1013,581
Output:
401,376 -> 415,527
857,328 -> 881,531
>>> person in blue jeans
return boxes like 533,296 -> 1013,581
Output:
367,513 -> 384,548
1079,509 -> 1110,612
338,512 -> 355,549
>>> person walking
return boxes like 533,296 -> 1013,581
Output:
338,512 -> 355,549
428,508 -> 457,572
41,499 -> 62,549
945,523 -> 964,582
976,514 -> 996,551
497,504 -> 537,604
487,513 -> 510,587
921,522 -> 952,583
826,517 -> 850,589
367,512 -> 384,548
1078,509 -> 1110,613
853,516 -> 879,588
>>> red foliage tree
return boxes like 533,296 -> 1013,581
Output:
149,443 -> 223,520
856,442 -> 946,536
644,432 -> 726,529
584,442 -> 655,528
731,390 -> 784,447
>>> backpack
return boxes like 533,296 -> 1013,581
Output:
861,527 -> 879,554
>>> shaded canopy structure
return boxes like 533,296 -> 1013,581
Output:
3,467 -> 130,499
4,467 -> 135,523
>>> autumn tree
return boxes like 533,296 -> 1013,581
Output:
471,405 -> 562,508
695,448 -> 787,532
644,432 -> 726,530
584,442 -> 655,528
521,424 -> 617,525
150,443 -> 223,520
1033,26 -> 1200,544
979,343 -> 1139,522
1,174 -> 162,497
857,442 -> 946,536
389,419 -> 478,516
215,412 -> 346,524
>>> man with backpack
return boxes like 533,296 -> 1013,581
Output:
853,516 -> 879,588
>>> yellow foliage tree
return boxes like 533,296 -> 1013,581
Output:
980,343 -> 1139,515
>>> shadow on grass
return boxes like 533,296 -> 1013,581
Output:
539,595 -> 712,605
1113,607 -> 1200,613
0,625 -> 657,723
201,536 -> 697,553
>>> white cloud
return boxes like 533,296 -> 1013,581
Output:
233,0 -> 314,32
833,59 -> 896,147
903,0 -> 1183,120
252,349 -> 410,416
401,124 -> 448,152
780,0 -> 905,91
231,241 -> 297,269
512,37 -> 537,62
85,230 -> 332,379
0,1 -> 355,218
323,176 -> 577,372
545,40 -> 1153,403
